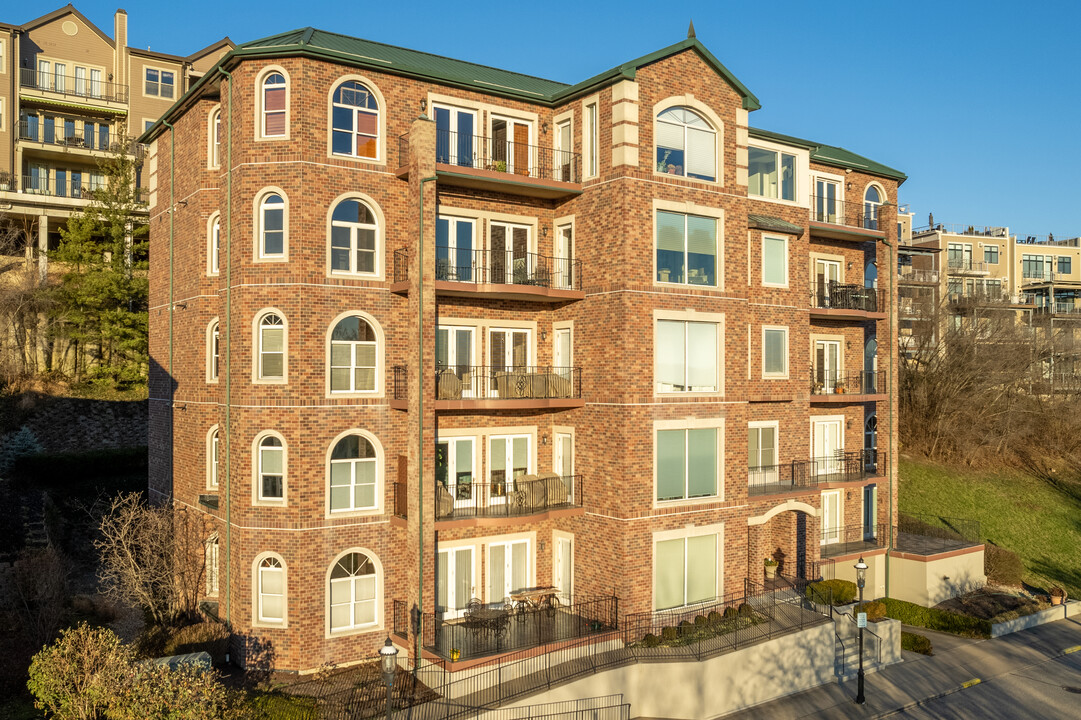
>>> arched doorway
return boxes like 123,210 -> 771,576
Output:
747,501 -> 820,583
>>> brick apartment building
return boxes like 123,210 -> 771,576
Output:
144,26 -> 904,672
0,5 -> 230,280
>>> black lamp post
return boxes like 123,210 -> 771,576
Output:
379,637 -> 399,720
854,556 -> 868,705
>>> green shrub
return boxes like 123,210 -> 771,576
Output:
737,603 -> 753,617
707,610 -> 723,625
661,626 -> 678,641
901,631 -> 934,655
642,633 -> 660,647
985,544 -> 1024,586
806,579 -> 858,605
723,606 -> 738,618
694,615 -> 708,627
881,597 -> 991,638
162,622 -> 231,664
856,601 -> 887,621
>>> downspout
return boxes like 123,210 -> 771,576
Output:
882,233 -> 895,597
417,172 -> 437,664
162,119 -> 175,496
216,66 -> 234,624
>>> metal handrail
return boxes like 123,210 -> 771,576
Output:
810,370 -> 882,395
434,475 -> 582,520
20,67 -> 129,103
809,194 -> 881,231
17,120 -> 120,151
437,246 -> 582,290
809,282 -> 884,312
434,365 -> 582,401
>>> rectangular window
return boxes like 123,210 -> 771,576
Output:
74,66 -> 86,96
1058,256 -> 1071,275
748,146 -> 796,201
762,234 -> 788,286
657,320 -> 718,393
948,243 -> 972,270
656,428 -> 717,501
205,537 -> 219,595
586,102 -> 597,178
38,60 -> 49,89
763,327 -> 788,377
655,534 -> 717,610
984,245 -> 999,264
436,437 -> 475,506
748,423 -> 777,469
656,211 -> 717,286
435,216 -> 475,282
145,68 -> 174,97
1022,254 -> 1046,279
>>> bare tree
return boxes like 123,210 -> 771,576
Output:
12,546 -> 68,651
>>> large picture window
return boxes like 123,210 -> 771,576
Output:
656,107 -> 716,181
656,211 -> 717,286
329,552 -> 377,631
748,146 -> 796,201
656,320 -> 718,393
656,428 -> 717,501
655,533 -> 718,610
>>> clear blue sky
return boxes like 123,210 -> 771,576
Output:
31,0 -> 1081,237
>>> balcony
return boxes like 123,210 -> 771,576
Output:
397,130 -> 582,199
20,67 -> 129,106
810,371 -> 885,403
1036,301 -> 1081,315
946,259 -> 991,275
809,282 -> 886,320
434,475 -> 582,524
1022,271 -> 1081,287
897,267 -> 939,284
391,248 -> 584,302
808,195 -> 885,241
819,522 -> 888,559
17,174 -> 103,200
748,450 -> 882,497
391,365 -> 584,410
894,512 -> 982,557
17,120 -> 122,155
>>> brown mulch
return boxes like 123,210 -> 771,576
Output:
935,587 -> 1045,621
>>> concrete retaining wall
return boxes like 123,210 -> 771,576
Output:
6,397 -> 147,454
991,600 -> 1081,638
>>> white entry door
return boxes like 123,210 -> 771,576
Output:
553,533 -> 574,605
554,225 -> 574,289
814,340 -> 841,392
489,434 -> 531,503
813,418 -> 843,475
489,539 -> 530,605
437,546 -> 474,619
555,432 -> 574,503
821,490 -> 842,545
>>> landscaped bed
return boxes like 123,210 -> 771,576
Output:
629,605 -> 766,649
935,586 -> 1048,623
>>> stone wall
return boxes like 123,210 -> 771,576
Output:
8,396 -> 148,454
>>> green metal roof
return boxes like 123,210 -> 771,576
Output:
748,127 -> 907,183
748,214 -> 804,235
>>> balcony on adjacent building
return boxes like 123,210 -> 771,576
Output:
946,258 -> 991,275
748,449 -> 883,497
897,267 -> 939,285
390,365 -> 584,410
20,67 -> 129,105
397,130 -> 582,199
808,195 -> 885,241
18,120 -> 120,155
809,282 -> 886,320
819,522 -> 888,559
17,173 -> 104,200
810,370 -> 884,403
391,248 -> 584,302
434,474 -> 583,523
1022,271 -> 1081,287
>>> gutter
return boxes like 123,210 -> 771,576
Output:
162,118 -> 175,503
882,229 -> 896,597
215,65 -> 234,625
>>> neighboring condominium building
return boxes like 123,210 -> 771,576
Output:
0,4 -> 231,267
145,26 -> 905,673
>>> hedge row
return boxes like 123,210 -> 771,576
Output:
881,597 -> 991,638
805,579 -> 858,606
901,630 -> 934,655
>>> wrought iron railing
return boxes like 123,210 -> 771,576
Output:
434,128 -> 581,183
809,195 -> 881,231
809,282 -> 885,313
392,365 -> 407,401
894,512 -> 981,555
392,598 -> 411,640
437,247 -> 582,291
747,450 -> 881,496
392,481 -> 408,519
434,365 -> 582,401
819,522 -> 888,558
393,248 -> 410,284
810,370 -> 882,396
897,267 -> 940,283
434,475 -> 582,520
947,258 -> 990,273
20,67 -> 129,103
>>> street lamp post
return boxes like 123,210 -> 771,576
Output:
854,557 -> 868,705
379,637 -> 399,720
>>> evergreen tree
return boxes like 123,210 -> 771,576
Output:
51,129 -> 149,389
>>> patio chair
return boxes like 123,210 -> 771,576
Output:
537,472 -> 567,505
436,484 -> 454,518
436,368 -> 462,400
512,474 -> 542,511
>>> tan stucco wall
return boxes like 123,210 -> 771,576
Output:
499,623 -> 836,719
833,551 -> 887,600
888,547 -> 986,606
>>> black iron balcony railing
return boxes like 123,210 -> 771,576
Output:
434,475 -> 582,520
392,481 -> 408,519
894,512 -> 981,556
947,258 -> 990,273
434,365 -> 582,401
393,248 -> 410,284
810,195 -> 881,231
437,247 -> 581,290
810,370 -> 882,396
17,120 -> 119,151
399,130 -> 582,184
809,282 -> 884,313
748,449 -> 882,496
819,522 -> 888,558
20,67 -> 129,103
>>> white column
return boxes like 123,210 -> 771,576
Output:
37,214 -> 48,281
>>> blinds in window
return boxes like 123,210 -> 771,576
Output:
763,236 -> 786,284
764,330 -> 786,374
686,216 -> 715,257
686,322 -> 717,390
437,551 -> 449,611
657,320 -> 685,389
685,128 -> 714,178
656,120 -> 684,150
654,538 -> 685,610
657,212 -> 685,253
657,430 -> 685,501
455,550 -> 472,610
687,428 -> 716,498
489,545 -> 504,603
685,535 -> 717,604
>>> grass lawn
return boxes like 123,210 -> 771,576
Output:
900,457 -> 1081,599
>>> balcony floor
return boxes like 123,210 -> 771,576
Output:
428,605 -> 611,662
893,532 -> 982,557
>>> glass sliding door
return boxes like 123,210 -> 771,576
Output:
489,328 -> 529,397
491,116 -> 531,176
814,339 -> 841,392
433,104 -> 476,167
435,325 -> 474,397
436,437 -> 475,507
490,222 -> 530,285
813,420 -> 843,477
436,216 -> 475,282
814,179 -> 839,223
489,434 -> 530,502
488,539 -> 529,606
436,547 -> 474,619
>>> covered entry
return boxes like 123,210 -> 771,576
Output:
747,499 -> 821,582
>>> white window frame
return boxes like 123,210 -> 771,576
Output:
254,554 -> 286,626
821,489 -> 843,545
205,534 -> 219,596
762,326 -> 789,379
436,435 -> 477,510
654,105 -> 718,182
253,431 -> 287,505
325,430 -> 384,517
260,70 -> 287,138
582,97 -> 599,179
207,425 -> 220,490
326,549 -> 382,636
652,523 -> 724,611
144,66 -> 175,99
206,318 -> 220,383
655,210 -> 719,288
487,537 -> 533,606
653,417 -> 724,506
256,189 -> 287,261
207,212 -> 220,276
328,194 -> 382,278
328,312 -> 382,396
747,138 -> 808,205
748,420 -> 780,470
487,434 -> 533,501
653,309 -> 724,396
436,545 -> 476,619
208,106 -> 222,169
329,76 -> 381,161
254,311 -> 286,383
761,234 -> 789,287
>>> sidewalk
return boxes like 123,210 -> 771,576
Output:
722,616 -> 1081,719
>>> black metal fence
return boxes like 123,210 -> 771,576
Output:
437,247 -> 582,291
393,248 -> 410,284
434,365 -> 581,401
434,475 -> 582,520
809,194 -> 880,230
392,366 -> 407,401
809,282 -> 885,313
810,370 -> 882,396
392,482 -> 408,519
748,449 -> 882,496
819,522 -> 888,559
398,130 -> 582,184
895,512 -> 982,556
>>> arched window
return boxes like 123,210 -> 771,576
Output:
258,313 -> 285,379
656,107 -> 716,182
331,81 -> 379,159
262,72 -> 287,137
205,534 -> 220,596
329,434 -> 377,512
257,556 -> 285,624
209,213 -> 220,275
210,107 -> 221,167
259,192 -> 285,258
330,198 -> 378,275
208,427 -> 220,488
329,552 -> 377,631
208,320 -> 220,381
258,435 -> 284,501
330,316 -> 377,393
864,186 -> 883,231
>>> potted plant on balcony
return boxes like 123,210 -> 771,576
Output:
0,171 -> 12,192
1050,586 -> 1067,606
834,381 -> 846,394
449,648 -> 461,662
764,557 -> 779,580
